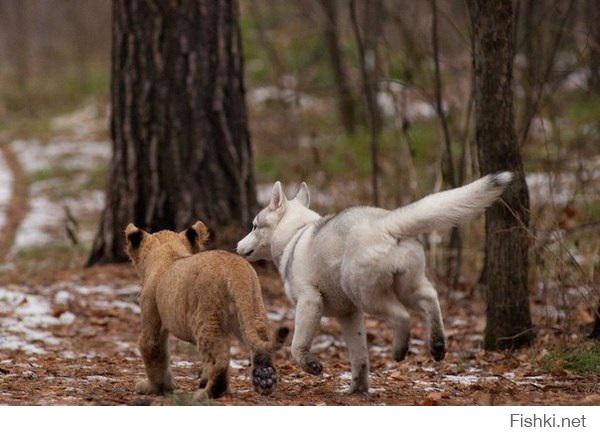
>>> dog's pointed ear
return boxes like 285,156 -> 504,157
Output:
125,223 -> 145,250
269,181 -> 287,210
294,182 -> 310,207
181,220 -> 210,253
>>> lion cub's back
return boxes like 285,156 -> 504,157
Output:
169,249 -> 259,295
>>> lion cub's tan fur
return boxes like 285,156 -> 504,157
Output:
125,221 -> 282,399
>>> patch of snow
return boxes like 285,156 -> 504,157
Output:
413,379 -> 443,392
61,351 -> 77,359
369,387 -> 386,393
442,374 -> 481,385
266,308 -> 286,322
449,318 -> 468,327
93,300 -> 140,314
12,196 -> 63,249
85,375 -> 110,382
172,360 -> 196,368
312,334 -> 344,352
114,340 -> 134,352
0,287 -> 74,354
230,359 -> 250,369
10,139 -> 110,173
0,335 -> 46,354
51,104 -> 106,139
248,86 -> 323,111
526,164 -> 600,206
73,285 -> 113,295
115,285 -> 140,296
371,345 -> 390,355
563,69 -> 588,91
54,290 -> 72,305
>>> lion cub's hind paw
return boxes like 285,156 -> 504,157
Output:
252,365 -> 277,396
135,379 -> 175,396
135,380 -> 160,395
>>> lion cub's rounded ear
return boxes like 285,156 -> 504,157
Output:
125,223 -> 145,250
182,220 -> 210,253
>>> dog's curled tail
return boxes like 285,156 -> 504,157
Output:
380,172 -> 514,238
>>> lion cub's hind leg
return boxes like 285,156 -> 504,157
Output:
136,298 -> 175,395
136,327 -> 175,395
194,324 -> 231,400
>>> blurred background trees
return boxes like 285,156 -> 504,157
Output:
0,0 -> 598,343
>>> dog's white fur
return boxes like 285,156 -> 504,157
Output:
237,172 -> 513,393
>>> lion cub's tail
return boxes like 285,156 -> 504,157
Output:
230,268 -> 290,395
230,268 -> 289,354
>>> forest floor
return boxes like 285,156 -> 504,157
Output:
0,104 -> 599,406
0,263 -> 599,406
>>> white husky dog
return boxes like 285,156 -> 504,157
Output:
237,172 -> 513,393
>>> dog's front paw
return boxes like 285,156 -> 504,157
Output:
252,365 -> 277,395
392,345 -> 409,362
346,383 -> 369,395
303,357 -> 323,375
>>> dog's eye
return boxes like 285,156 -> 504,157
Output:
252,224 -> 257,231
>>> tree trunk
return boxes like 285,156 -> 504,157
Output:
587,0 -> 600,93
350,0 -> 382,206
591,302 -> 600,340
468,0 -> 534,350
319,0 -> 357,135
88,0 -> 256,265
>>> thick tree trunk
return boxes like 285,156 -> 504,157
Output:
468,0 -> 534,350
319,0 -> 357,135
88,0 -> 256,265
591,303 -> 600,340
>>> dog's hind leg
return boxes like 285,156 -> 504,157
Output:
369,297 -> 411,362
291,290 -> 324,375
338,311 -> 369,393
414,278 -> 446,361
389,303 -> 411,361
136,301 -> 175,395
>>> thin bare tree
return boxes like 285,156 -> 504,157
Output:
350,0 -> 382,206
430,0 -> 463,287
319,0 -> 357,135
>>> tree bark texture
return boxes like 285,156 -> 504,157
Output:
468,0 -> 534,350
89,0 -> 256,265
320,0 -> 357,135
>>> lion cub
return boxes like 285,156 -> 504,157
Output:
125,221 -> 286,399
